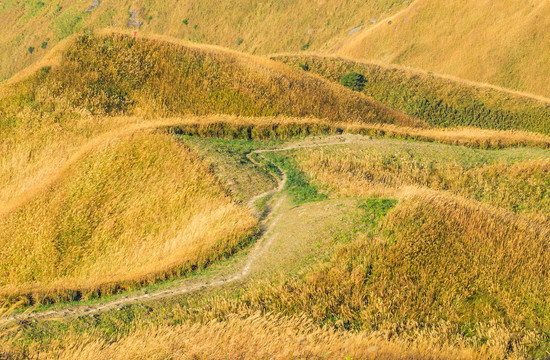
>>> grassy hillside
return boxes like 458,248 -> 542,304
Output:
3,136 -> 550,359
0,30 -> 415,224
1,33 -> 416,125
294,138 -> 550,218
276,55 -> 550,135
2,20 -> 550,360
336,0 -> 550,98
0,0 -> 405,81
0,132 -> 256,304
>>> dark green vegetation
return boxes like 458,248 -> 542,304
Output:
277,55 -> 550,134
170,121 -> 344,141
340,71 -> 366,92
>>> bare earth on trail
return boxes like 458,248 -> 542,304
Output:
0,134 -> 363,327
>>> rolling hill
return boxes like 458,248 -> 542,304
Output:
335,0 -> 550,98
1,6 -> 550,359
0,0 -> 404,81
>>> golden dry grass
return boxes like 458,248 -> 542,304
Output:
2,131 -> 549,358
0,131 -> 257,305
26,313 -> 485,360
4,114 -> 547,243
376,190 -> 550,326
336,0 -> 550,98
14,32 -> 415,127
294,138 -> 550,218
0,0 -> 404,81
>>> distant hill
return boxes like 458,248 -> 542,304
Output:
275,54 -> 550,135
335,0 -> 550,98
0,0 -> 403,81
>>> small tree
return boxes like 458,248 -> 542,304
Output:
28,46 -> 35,54
340,71 -> 366,92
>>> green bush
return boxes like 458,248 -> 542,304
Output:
340,71 -> 365,92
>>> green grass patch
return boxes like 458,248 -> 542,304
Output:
263,151 -> 327,205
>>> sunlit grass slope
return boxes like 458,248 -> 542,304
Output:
378,191 -> 550,329
2,137 -> 550,358
0,132 -> 257,304
1,33 -> 416,125
0,0 -> 404,81
294,138 -> 550,218
276,55 -> 550,135
336,0 -> 550,98
241,193 -> 550,358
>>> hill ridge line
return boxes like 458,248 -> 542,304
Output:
0,119 -> 190,219
269,53 -> 550,105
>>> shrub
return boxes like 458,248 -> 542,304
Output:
27,46 -> 34,54
340,71 -> 366,92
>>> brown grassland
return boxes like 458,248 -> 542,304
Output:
0,131 -> 257,305
1,27 -> 550,360
336,0 -> 550,98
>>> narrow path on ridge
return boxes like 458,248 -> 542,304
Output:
0,134 -> 355,327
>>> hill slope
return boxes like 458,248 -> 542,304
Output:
276,55 -> 550,135
2,32 -> 415,125
336,0 -> 550,97
0,0 -> 404,81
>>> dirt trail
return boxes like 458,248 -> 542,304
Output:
0,134 -> 354,327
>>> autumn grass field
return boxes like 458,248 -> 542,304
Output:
0,0 -> 405,81
1,27 -> 550,360
335,0 -> 550,98
2,132 -> 550,359
0,131 -> 257,305
275,55 -> 550,135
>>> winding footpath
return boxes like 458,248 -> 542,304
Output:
0,133 -> 353,327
